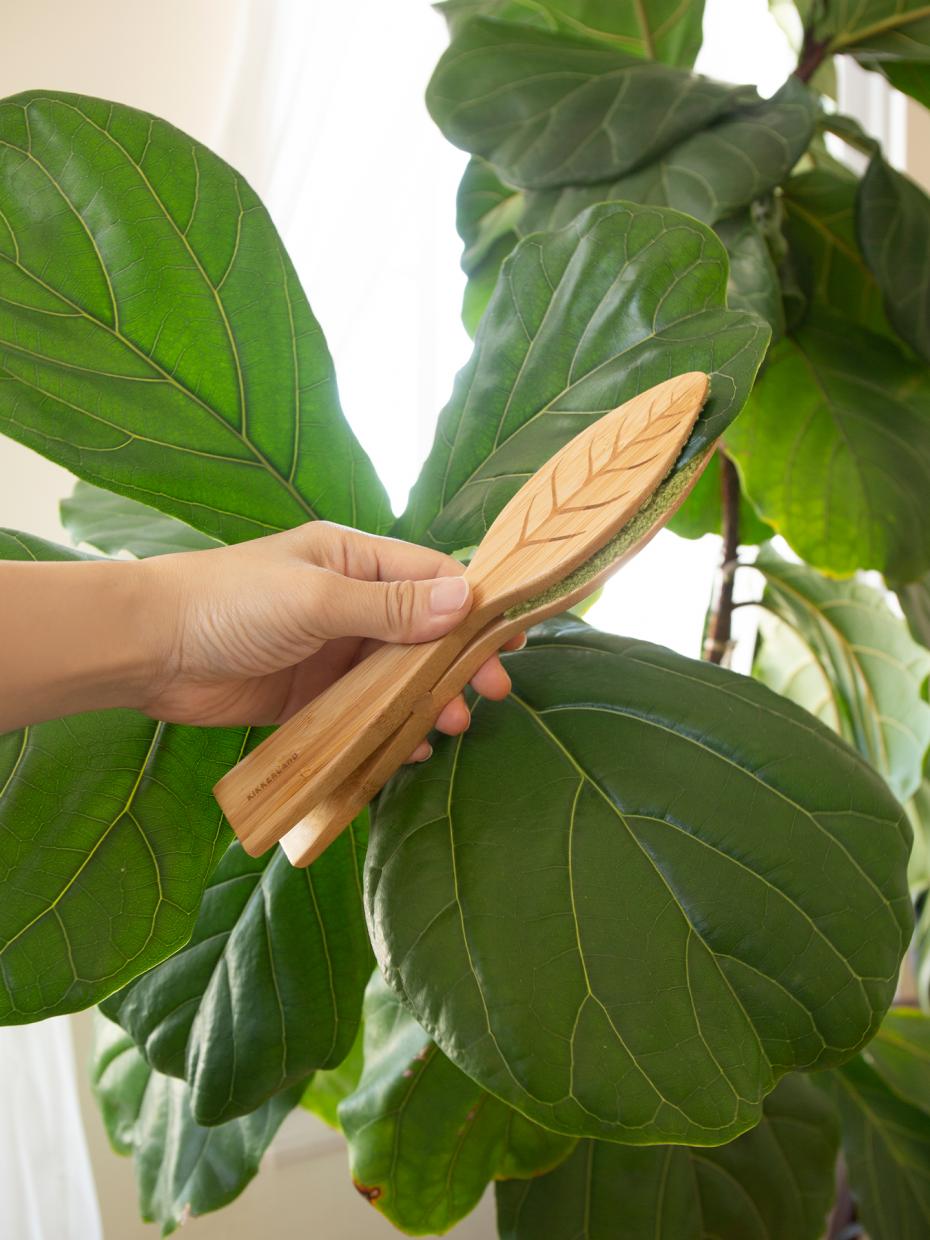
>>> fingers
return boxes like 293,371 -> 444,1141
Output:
289,521 -> 464,585
469,654 -> 511,700
310,567 -> 473,644
435,694 -> 471,735
403,633 -> 532,761
406,740 -> 432,764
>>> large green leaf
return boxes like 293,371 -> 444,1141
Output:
878,58 -> 930,104
435,0 -> 706,65
366,616 -> 911,1146
92,1013 -> 302,1236
300,1022 -> 365,1130
395,201 -> 770,552
456,156 -> 523,335
427,19 -> 751,191
101,821 -> 372,1125
456,155 -> 794,346
753,610 -> 840,728
858,154 -> 930,364
727,310 -> 930,580
715,210 -> 785,340
339,972 -> 574,1235
495,1074 -> 839,1239
907,770 -> 930,892
897,571 -> 930,647
862,1007 -> 930,1112
752,548 -> 930,802
782,169 -> 890,337
821,1009 -> 930,1240
61,480 -> 220,557
0,91 -> 390,543
517,77 -> 817,231
917,899 -> 930,1012
0,529 -> 249,1023
820,1 -> 930,61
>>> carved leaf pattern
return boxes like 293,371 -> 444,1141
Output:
470,375 -> 704,594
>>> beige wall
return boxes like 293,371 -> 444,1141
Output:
908,97 -> 930,191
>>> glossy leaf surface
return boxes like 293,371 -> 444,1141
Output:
858,154 -> 930,363
783,169 -> 890,337
300,1024 -> 365,1130
898,571 -> 930,648
879,58 -> 930,104
754,548 -> 930,802
61,481 -> 220,557
0,91 -> 389,543
102,823 -> 372,1125
863,1007 -> 930,1112
517,78 -> 816,230
367,617 -> 911,1145
340,972 -> 574,1235
456,156 -> 523,335
0,529 -> 245,1023
427,19 -> 749,190
907,769 -> 930,892
715,211 -> 785,340
727,311 -> 930,580
92,1014 -> 302,1236
822,1009 -> 930,1240
436,0 -> 706,64
396,201 -> 769,551
496,1075 -> 838,1240
820,1 -> 930,61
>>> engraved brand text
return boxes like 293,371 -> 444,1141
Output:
247,752 -> 300,800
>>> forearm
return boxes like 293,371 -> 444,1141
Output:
0,559 -> 167,732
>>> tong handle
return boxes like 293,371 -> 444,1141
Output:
213,607 -> 490,856
279,613 -> 519,867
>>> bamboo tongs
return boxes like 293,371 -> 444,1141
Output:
213,372 -> 711,867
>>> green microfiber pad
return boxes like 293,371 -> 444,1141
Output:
504,449 -> 709,620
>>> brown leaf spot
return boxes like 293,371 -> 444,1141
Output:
353,1180 -> 383,1203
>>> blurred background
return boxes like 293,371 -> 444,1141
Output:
1,1 -> 928,1236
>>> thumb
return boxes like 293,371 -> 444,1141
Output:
313,570 -> 472,644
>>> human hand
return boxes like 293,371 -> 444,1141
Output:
138,522 -> 521,756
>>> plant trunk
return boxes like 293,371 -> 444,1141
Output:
704,451 -> 740,665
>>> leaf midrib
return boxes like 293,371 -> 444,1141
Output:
0,99 -> 319,525
830,4 -> 930,51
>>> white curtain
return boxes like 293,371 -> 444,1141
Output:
216,0 -> 473,514
0,1019 -> 102,1239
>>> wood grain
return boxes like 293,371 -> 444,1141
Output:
213,372 -> 708,858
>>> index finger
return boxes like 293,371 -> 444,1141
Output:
286,521 -> 465,584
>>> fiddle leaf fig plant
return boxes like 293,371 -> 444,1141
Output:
2,2 -> 930,1236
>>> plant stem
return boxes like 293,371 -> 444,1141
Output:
826,1157 -> 859,1239
704,451 -> 740,665
795,28 -> 830,84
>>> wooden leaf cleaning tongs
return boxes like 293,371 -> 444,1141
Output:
214,372 -> 711,867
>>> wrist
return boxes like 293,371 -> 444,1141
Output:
73,557 -> 168,713
120,554 -> 185,712
60,555 -> 182,716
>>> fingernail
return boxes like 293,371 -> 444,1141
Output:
418,744 -> 433,763
430,576 -> 469,614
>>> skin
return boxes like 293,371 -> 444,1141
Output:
0,521 -> 523,759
